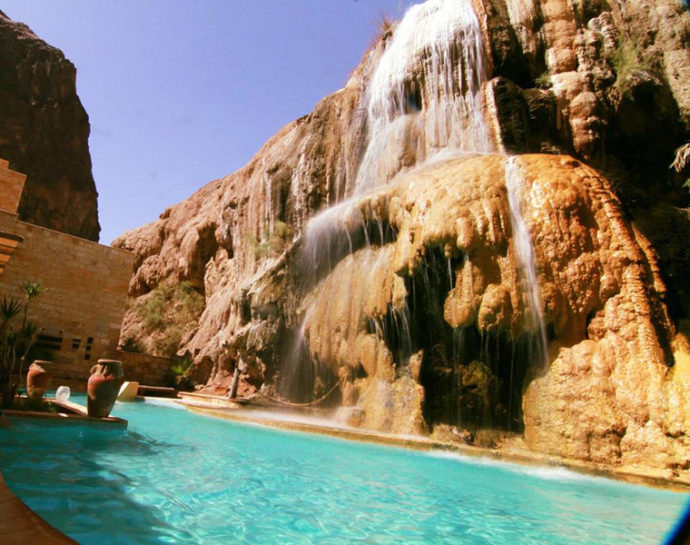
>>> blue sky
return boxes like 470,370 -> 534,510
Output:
2,0 -> 413,243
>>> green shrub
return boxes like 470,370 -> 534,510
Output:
534,71 -> 551,89
610,40 -> 655,90
170,355 -> 193,377
139,288 -> 167,330
246,223 -> 289,259
152,325 -> 182,358
0,281 -> 42,408
175,281 -> 204,316
126,281 -> 205,358
120,336 -> 143,353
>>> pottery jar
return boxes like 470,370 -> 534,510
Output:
26,360 -> 52,399
87,359 -> 125,418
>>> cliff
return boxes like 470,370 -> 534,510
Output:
114,0 -> 690,479
0,11 -> 99,240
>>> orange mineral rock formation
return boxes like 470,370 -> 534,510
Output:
114,0 -> 690,477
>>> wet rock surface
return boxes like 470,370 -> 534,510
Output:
114,0 -> 690,477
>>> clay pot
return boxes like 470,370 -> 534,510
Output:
26,360 -> 52,399
87,359 -> 125,418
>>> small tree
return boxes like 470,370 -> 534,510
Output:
0,282 -> 42,408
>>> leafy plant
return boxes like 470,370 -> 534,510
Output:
0,281 -> 42,408
153,325 -> 182,358
165,354 -> 193,388
21,281 -> 45,299
170,354 -> 193,377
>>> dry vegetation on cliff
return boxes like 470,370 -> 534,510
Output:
120,281 -> 204,358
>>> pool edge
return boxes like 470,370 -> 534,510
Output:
183,403 -> 690,493
0,471 -> 79,544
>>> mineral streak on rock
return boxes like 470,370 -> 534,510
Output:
294,155 -> 681,465
0,11 -> 100,240
114,0 -> 690,476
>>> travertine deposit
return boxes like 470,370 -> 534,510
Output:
0,11 -> 99,240
114,0 -> 690,477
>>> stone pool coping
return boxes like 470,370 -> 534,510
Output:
4,397 -> 128,429
177,400 -> 690,493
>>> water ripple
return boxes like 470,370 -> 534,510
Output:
0,397 -> 686,544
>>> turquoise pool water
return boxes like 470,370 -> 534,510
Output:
0,397 -> 687,544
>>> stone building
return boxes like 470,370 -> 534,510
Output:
0,158 -> 134,380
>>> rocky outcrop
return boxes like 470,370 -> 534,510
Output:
114,40 -> 387,378
0,11 -> 99,240
114,0 -> 690,478
205,154 -> 686,472
485,0 -> 690,140
483,0 -> 690,197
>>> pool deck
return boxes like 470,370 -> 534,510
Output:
177,395 -> 690,493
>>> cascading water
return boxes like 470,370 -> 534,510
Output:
297,0 -> 495,284
280,0 -> 501,408
355,0 -> 493,194
504,156 -> 548,367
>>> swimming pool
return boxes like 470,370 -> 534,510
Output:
0,397 -> 687,544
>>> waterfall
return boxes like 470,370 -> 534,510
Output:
298,196 -> 360,287
299,0 -> 494,279
355,0 -> 493,194
282,0 -> 497,405
504,156 -> 548,367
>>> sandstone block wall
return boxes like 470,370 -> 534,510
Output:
0,210 -> 134,381
115,350 -> 174,386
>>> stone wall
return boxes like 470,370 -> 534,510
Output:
0,160 -> 174,386
0,209 -> 134,381
115,350 -> 174,386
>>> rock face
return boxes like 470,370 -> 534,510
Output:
114,0 -> 690,477
0,11 -> 99,240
